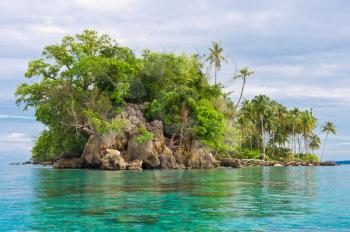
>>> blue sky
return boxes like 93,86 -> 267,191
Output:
0,0 -> 349,161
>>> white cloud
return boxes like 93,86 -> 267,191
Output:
33,25 -> 66,34
242,84 -> 350,102
254,63 -> 350,79
73,0 -> 134,11
0,132 -> 32,143
0,0 -> 350,159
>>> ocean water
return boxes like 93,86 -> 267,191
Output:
1,165 -> 350,231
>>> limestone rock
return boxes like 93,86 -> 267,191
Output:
126,139 -> 153,161
126,138 -> 161,168
115,104 -> 146,136
127,159 -> 143,170
82,135 -> 102,168
100,149 -> 127,170
159,147 -> 178,169
220,158 -> 242,168
53,158 -> 83,169
144,153 -> 160,169
77,104 -> 223,170
147,120 -> 164,141
100,132 -> 118,150
152,139 -> 164,154
173,148 -> 185,164
186,141 -> 219,168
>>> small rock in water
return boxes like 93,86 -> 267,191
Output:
53,158 -> 82,169
9,162 -> 20,165
41,161 -> 53,165
9,161 -> 32,165
319,161 -> 336,166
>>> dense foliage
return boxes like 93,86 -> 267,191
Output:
16,30 -> 335,162
237,95 -> 320,160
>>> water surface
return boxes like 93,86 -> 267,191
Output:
1,165 -> 350,231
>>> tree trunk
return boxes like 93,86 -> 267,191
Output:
180,125 -> 183,147
261,115 -> 265,160
214,66 -> 217,84
249,135 -> 252,152
235,78 -> 246,113
321,133 -> 329,162
179,103 -> 188,147
292,120 -> 295,153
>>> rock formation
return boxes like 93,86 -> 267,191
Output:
54,104 -> 219,170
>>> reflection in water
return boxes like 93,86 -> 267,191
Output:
25,167 -> 336,231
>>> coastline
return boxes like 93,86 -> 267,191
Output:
219,158 -> 336,168
11,159 -> 337,169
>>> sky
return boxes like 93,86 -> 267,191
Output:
0,0 -> 349,162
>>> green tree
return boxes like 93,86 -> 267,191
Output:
16,30 -> 137,161
308,134 -> 321,153
238,95 -> 320,161
320,121 -> 336,161
195,99 -> 225,144
206,41 -> 227,84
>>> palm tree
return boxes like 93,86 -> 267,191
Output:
290,108 -> 300,153
308,134 -> 321,154
251,95 -> 270,160
320,121 -> 336,161
207,41 -> 227,84
300,111 -> 317,154
234,67 -> 254,113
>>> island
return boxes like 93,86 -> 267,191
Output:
16,30 -> 336,170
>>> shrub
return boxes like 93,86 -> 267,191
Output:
135,127 -> 154,143
32,130 -> 88,162
234,149 -> 261,159
299,153 -> 320,162
195,99 -> 225,141
266,146 -> 294,162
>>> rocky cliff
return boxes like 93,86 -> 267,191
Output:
53,104 -> 219,170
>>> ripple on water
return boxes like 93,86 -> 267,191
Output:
1,166 -> 350,231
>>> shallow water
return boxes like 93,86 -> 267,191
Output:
1,165 -> 350,231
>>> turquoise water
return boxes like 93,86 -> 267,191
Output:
1,165 -> 350,231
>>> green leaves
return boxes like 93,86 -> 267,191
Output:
238,95 -> 321,159
322,121 -> 336,135
16,30 -> 141,161
84,110 -> 125,135
195,99 -> 225,141
135,127 -> 154,144
207,41 -> 227,84
32,130 -> 88,162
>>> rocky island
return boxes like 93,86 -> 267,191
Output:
53,103 -> 219,170
16,30 -> 336,170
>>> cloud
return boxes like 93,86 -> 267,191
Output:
241,84 -> 350,105
0,0 -> 349,159
0,132 -> 32,143
73,0 -> 134,11
32,25 -> 66,35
